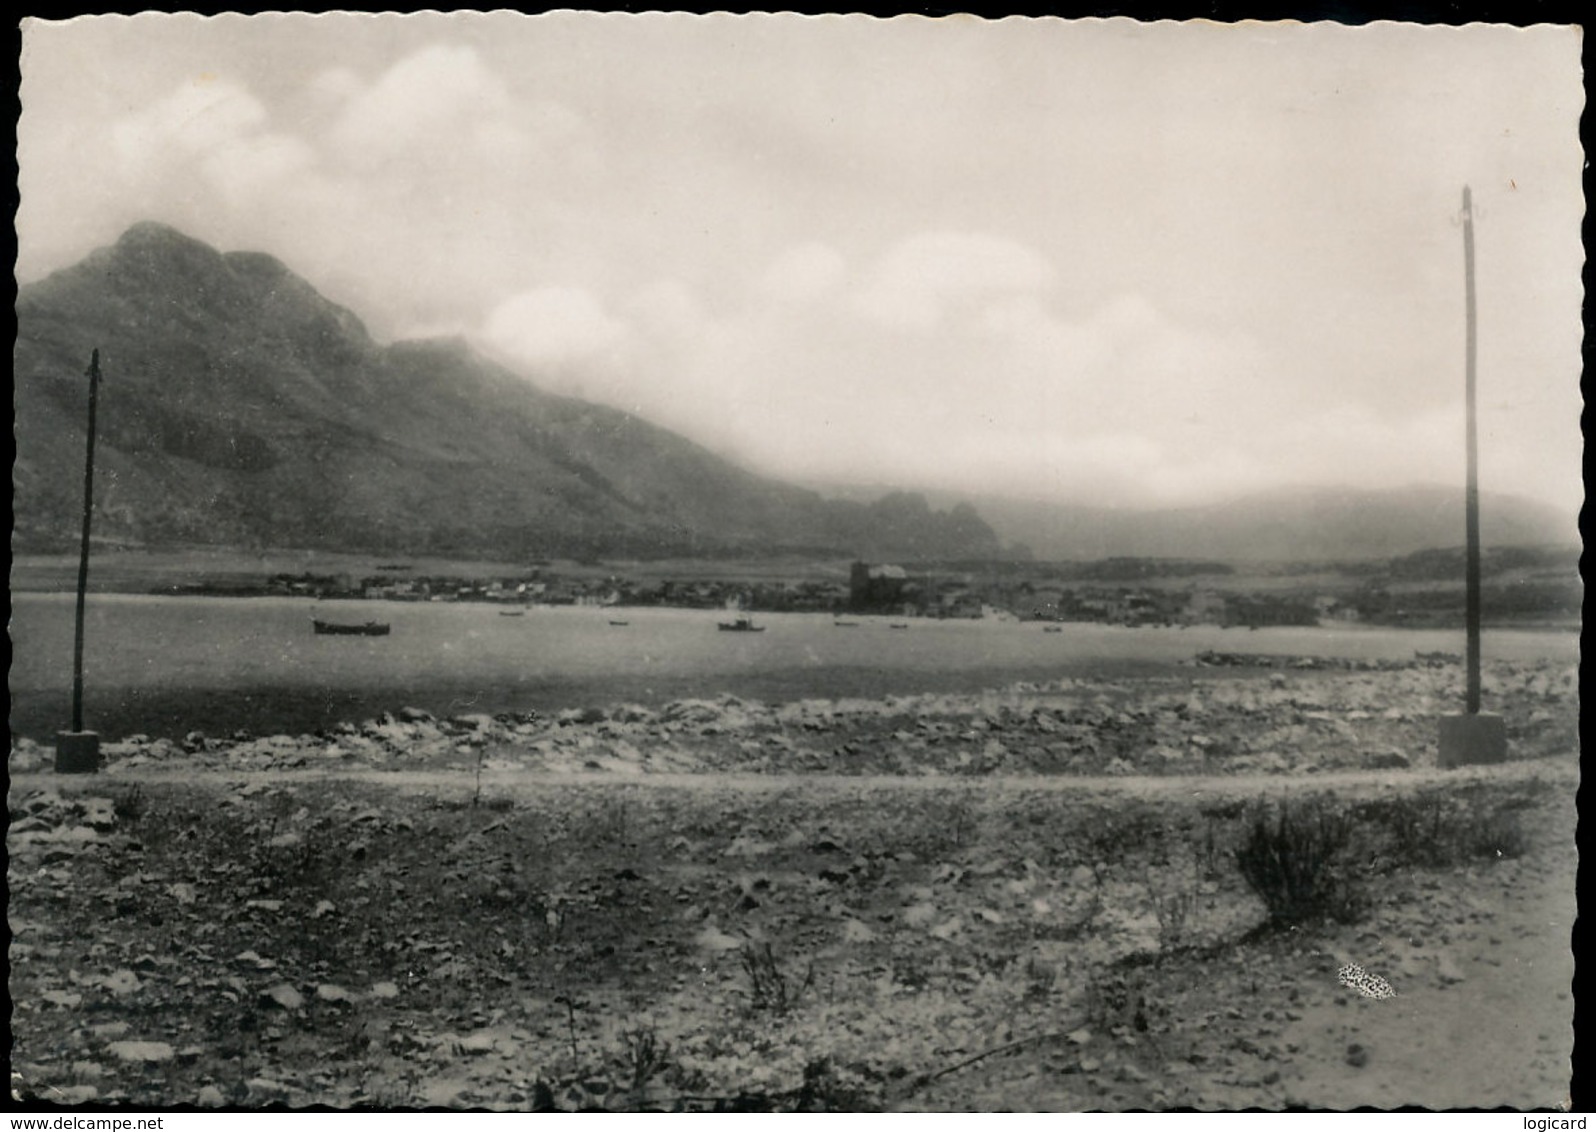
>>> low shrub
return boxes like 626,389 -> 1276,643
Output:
1349,792 -> 1532,870
740,942 -> 814,1015
1234,798 -> 1366,926
1459,808 -> 1531,860
616,1024 -> 671,1095
1083,967 -> 1150,1031
112,784 -> 147,824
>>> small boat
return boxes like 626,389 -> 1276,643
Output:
498,609 -> 526,617
718,617 -> 765,632
833,620 -> 860,627
313,618 -> 390,637
1043,625 -> 1063,634
888,622 -> 909,630
609,619 -> 630,627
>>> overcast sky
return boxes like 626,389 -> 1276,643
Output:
17,14 -> 1584,516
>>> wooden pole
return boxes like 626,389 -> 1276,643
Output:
1461,187 -> 1482,714
71,349 -> 101,734
1437,187 -> 1504,767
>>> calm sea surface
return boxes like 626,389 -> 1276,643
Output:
9,594 -> 1577,741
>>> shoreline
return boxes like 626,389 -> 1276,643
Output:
11,656 -> 1578,781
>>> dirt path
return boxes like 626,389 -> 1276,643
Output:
12,753 -> 1574,800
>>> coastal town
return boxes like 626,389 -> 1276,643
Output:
149,544 -> 1579,631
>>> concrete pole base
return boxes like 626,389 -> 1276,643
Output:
1438,713 -> 1506,768
55,731 -> 101,774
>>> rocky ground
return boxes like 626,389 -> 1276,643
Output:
10,656 -> 1577,779
7,656 -> 1578,1111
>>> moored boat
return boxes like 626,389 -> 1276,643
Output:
717,616 -> 765,632
312,618 -> 391,636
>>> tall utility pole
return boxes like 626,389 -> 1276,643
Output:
1439,186 -> 1505,767
1461,185 -> 1482,714
72,348 -> 102,731
57,349 -> 103,773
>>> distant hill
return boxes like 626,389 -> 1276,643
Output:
939,485 -> 1579,563
13,223 -> 1001,563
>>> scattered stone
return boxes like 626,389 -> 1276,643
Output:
840,918 -> 878,943
1364,750 -> 1411,770
80,798 -> 118,830
315,984 -> 354,1004
1345,1043 -> 1369,1068
694,925 -> 745,952
246,1078 -> 291,1102
450,713 -> 499,732
368,981 -> 401,1000
101,969 -> 142,996
108,1041 -> 175,1064
1435,954 -> 1466,985
195,1085 -> 227,1107
457,1031 -> 499,1055
262,983 -> 304,1010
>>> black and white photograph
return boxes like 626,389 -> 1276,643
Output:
10,12 -> 1582,1114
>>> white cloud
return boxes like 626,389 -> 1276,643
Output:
483,287 -> 629,369
853,231 -> 1056,331
17,17 -> 1580,519
761,242 -> 847,302
112,78 -> 268,171
328,45 -> 513,167
309,66 -> 362,104
107,76 -> 321,213
201,133 -> 316,203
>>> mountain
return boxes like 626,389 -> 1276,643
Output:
929,485 -> 1580,563
13,223 -> 1001,562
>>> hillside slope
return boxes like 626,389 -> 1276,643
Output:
929,485 -> 1578,563
13,223 -> 1000,562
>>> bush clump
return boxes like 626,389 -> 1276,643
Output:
1349,792 -> 1532,870
1234,798 -> 1366,926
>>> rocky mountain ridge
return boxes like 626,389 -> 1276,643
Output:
14,223 -> 1000,562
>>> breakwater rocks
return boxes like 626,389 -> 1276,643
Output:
1187,650 -> 1459,670
9,659 -> 1575,779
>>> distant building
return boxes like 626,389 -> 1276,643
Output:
1184,590 -> 1228,626
850,561 -> 911,612
1314,595 -> 1360,623
936,590 -> 985,619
